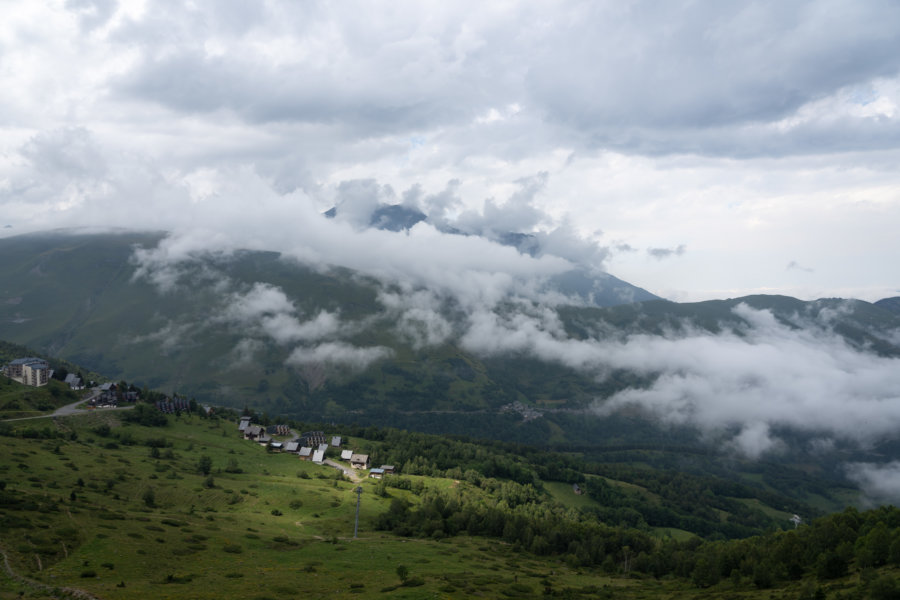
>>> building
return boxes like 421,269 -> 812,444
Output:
64,373 -> 83,390
238,416 -> 252,432
340,449 -> 353,461
312,448 -> 325,464
3,358 -> 50,387
331,436 -> 342,447
298,447 -> 313,460
369,468 -> 385,479
350,454 -> 370,469
380,465 -> 395,475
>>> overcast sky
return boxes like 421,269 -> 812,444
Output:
2,0 -> 900,301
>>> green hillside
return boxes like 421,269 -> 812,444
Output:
1,407 -> 898,599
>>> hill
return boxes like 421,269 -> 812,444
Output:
1,408 -> 898,599
3,232 -> 900,511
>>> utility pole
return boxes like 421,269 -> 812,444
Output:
354,486 -> 363,538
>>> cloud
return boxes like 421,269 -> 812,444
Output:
845,461 -> 900,506
456,301 -> 900,458
787,260 -> 815,273
647,245 -> 686,260
285,341 -> 393,370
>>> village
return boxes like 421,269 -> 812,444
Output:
237,415 -> 395,481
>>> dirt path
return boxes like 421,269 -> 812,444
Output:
323,458 -> 363,483
0,541 -> 102,600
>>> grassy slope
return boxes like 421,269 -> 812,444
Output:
2,413 -> 897,599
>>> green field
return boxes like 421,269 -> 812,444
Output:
2,409 -> 900,599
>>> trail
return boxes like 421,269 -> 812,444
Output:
0,541 -> 102,600
1,394 -> 133,422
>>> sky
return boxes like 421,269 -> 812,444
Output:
1,0 -> 899,302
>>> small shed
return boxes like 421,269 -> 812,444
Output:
380,465 -> 395,475
270,441 -> 284,451
369,468 -> 385,479
238,416 -> 252,432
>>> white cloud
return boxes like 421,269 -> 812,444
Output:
845,461 -> 900,506
285,341 -> 393,371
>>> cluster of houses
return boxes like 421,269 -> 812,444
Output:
237,416 -> 395,479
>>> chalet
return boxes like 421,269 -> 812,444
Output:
258,433 -> 272,446
340,449 -> 353,461
284,441 -> 300,453
380,465 -> 395,475
238,417 -> 252,432
350,454 -> 370,470
244,425 -> 263,441
298,447 -> 313,460
331,436 -> 342,447
312,448 -> 325,464
3,358 -> 50,387
369,468 -> 385,479
64,373 -> 83,390
573,483 -> 583,495
269,441 -> 284,451
267,424 -> 291,437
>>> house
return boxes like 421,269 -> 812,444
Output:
3,358 -> 50,387
244,425 -> 263,441
269,441 -> 284,451
298,447 -> 313,460
238,417 -> 252,432
284,441 -> 300,453
350,454 -> 370,469
258,433 -> 272,446
312,448 -> 325,464
572,483 -> 583,495
380,465 -> 395,475
63,373 -> 83,390
267,424 -> 291,437
331,436 -> 342,447
340,449 -> 353,461
369,468 -> 385,479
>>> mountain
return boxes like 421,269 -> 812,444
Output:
874,296 -> 900,315
326,202 -> 661,306
3,230 -> 900,510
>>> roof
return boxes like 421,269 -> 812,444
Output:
340,450 -> 353,460
298,447 -> 313,457
270,441 -> 284,449
369,468 -> 385,474
331,436 -> 342,446
285,441 -> 300,452
317,443 -> 329,452
245,425 -> 263,436
10,357 -> 48,366
380,465 -> 394,471
350,453 -> 369,463
312,449 -> 325,463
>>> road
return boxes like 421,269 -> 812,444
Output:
1,393 -> 133,422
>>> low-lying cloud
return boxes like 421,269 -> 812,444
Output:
459,302 -> 900,459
